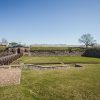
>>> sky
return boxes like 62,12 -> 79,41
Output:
0,0 -> 100,45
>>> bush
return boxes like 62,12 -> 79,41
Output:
82,48 -> 100,58
30,47 -> 85,52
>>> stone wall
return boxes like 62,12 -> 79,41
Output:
30,50 -> 83,56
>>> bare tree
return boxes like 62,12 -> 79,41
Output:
79,34 -> 96,48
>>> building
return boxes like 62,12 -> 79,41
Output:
8,44 -> 30,56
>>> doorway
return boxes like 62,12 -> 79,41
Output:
17,48 -> 21,54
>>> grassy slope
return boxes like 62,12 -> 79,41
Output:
17,56 -> 100,64
0,64 -> 100,100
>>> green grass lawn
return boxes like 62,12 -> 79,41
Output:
0,64 -> 100,100
16,56 -> 100,64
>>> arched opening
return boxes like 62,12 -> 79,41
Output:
25,49 -> 27,52
17,48 -> 21,54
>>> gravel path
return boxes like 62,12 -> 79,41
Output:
0,67 -> 21,86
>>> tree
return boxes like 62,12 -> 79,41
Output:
9,42 -> 18,47
1,38 -> 8,46
79,34 -> 96,48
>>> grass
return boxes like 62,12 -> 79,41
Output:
30,46 -> 69,51
0,45 -> 6,53
16,56 -> 100,64
0,64 -> 100,100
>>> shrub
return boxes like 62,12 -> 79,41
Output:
82,48 -> 100,58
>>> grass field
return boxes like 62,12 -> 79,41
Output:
16,56 -> 100,64
0,64 -> 100,100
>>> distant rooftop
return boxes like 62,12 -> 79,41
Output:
8,43 -> 24,48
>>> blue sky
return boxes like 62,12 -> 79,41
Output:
0,0 -> 100,45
